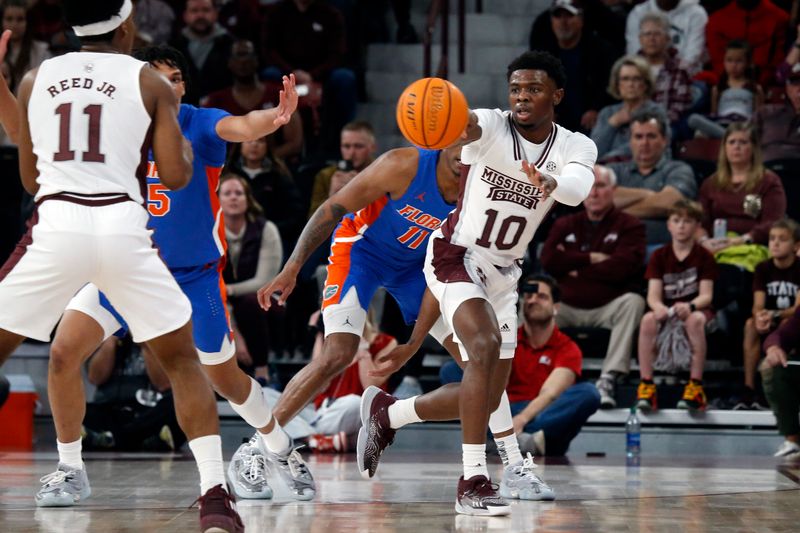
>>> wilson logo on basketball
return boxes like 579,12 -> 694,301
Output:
480,166 -> 544,209
403,92 -> 418,130
426,85 -> 445,134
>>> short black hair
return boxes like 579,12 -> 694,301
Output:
63,0 -> 125,43
133,45 -> 191,88
630,109 -> 668,137
521,273 -> 561,303
506,51 -> 567,89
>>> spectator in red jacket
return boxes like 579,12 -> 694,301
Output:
541,165 -> 646,409
705,0 -> 789,86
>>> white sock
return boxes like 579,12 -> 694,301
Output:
488,392 -> 523,466
462,443 -> 488,480
259,421 -> 291,454
229,378 -> 273,428
188,435 -> 226,494
57,439 -> 83,470
388,397 -> 422,429
495,434 -> 524,467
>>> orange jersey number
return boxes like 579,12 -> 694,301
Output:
147,183 -> 171,217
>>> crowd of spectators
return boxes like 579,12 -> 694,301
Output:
2,0 -> 800,458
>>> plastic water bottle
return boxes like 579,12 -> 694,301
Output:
625,406 -> 641,460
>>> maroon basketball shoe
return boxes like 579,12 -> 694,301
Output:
356,386 -> 397,479
196,484 -> 244,533
455,475 -> 511,516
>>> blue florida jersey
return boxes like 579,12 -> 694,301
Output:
145,104 -> 230,268
330,149 -> 454,268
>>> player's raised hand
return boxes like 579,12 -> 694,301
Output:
368,343 -> 417,378
521,160 -> 557,200
0,30 -> 10,65
273,74 -> 298,127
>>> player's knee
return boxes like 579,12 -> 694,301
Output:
49,342 -> 83,374
318,348 -> 354,378
465,333 -> 501,368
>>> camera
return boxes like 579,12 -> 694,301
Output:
337,159 -> 354,172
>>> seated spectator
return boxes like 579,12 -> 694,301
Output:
170,0 -> 234,105
609,111 -> 696,246
202,39 -> 304,164
706,0 -> 788,86
625,0 -> 708,75
740,220 -> 800,410
220,174 -> 284,387
82,337 -> 185,451
529,0 -> 616,133
2,0 -> 50,93
133,0 -> 175,45
756,63 -> 800,162
637,12 -> 693,128
592,55 -> 669,161
261,0 -> 356,156
441,274 -> 601,456
698,122 -> 786,254
688,40 -> 764,139
218,0 -> 262,45
760,300 -> 800,458
636,200 -> 717,413
530,0 -> 627,58
307,120 -> 377,217
775,23 -> 800,85
540,165 -> 647,409
27,0 -> 63,43
229,137 -> 303,251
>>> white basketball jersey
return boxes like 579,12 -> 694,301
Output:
28,52 -> 152,203
442,108 -> 597,267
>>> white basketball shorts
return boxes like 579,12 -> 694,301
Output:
0,199 -> 191,343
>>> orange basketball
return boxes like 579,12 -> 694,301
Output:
396,77 -> 469,150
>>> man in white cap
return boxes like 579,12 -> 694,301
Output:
0,1 -> 243,531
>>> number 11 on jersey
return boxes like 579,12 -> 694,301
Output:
397,226 -> 429,249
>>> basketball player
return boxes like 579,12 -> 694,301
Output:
0,2 -> 242,531
253,145 -> 461,490
36,44 -> 303,505
357,51 -> 597,516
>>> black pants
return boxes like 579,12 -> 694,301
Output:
84,393 -> 184,451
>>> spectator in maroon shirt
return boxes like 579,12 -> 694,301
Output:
636,199 -> 718,413
760,300 -> 800,457
540,165 -> 646,409
440,274 -> 601,456
698,121 -> 786,253
261,0 -> 356,156
741,220 -> 800,410
202,39 -> 304,164
756,63 -> 800,163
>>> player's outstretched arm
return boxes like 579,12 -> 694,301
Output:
0,31 -> 19,145
16,69 -> 38,195
215,74 -> 298,142
141,67 -> 193,191
257,148 -> 420,310
370,287 -> 441,378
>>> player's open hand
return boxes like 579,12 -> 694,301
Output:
273,74 -> 298,127
368,343 -> 417,378
257,268 -> 297,310
521,160 -> 557,200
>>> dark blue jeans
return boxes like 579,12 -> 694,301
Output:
439,361 -> 600,455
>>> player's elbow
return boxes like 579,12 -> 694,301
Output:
160,164 -> 192,191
